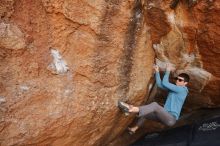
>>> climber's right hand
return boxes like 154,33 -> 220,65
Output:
153,65 -> 159,72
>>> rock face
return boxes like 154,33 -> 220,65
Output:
0,0 -> 219,146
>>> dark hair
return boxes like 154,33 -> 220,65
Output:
178,73 -> 190,82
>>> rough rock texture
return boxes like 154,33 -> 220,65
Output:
0,0 -> 219,146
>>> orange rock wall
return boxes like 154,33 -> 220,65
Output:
0,0 -> 154,145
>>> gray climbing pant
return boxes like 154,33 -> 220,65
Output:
137,102 -> 176,127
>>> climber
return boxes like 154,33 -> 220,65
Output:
118,63 -> 190,134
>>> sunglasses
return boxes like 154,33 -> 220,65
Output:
174,77 -> 184,82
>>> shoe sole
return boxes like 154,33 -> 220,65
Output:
118,101 -> 130,113
127,128 -> 135,135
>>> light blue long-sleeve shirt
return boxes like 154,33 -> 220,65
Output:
155,71 -> 188,120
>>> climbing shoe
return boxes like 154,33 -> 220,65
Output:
127,127 -> 136,135
118,101 -> 130,114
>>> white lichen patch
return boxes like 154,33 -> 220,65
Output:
20,85 -> 30,91
47,49 -> 69,74
167,12 -> 175,24
0,96 -> 6,104
152,43 -> 166,55
166,11 -> 184,27
153,44 -> 160,50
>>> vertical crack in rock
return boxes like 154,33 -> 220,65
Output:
117,0 -> 143,101
89,0 -> 144,145
97,1 -> 145,145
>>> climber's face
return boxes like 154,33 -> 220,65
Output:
175,76 -> 188,86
